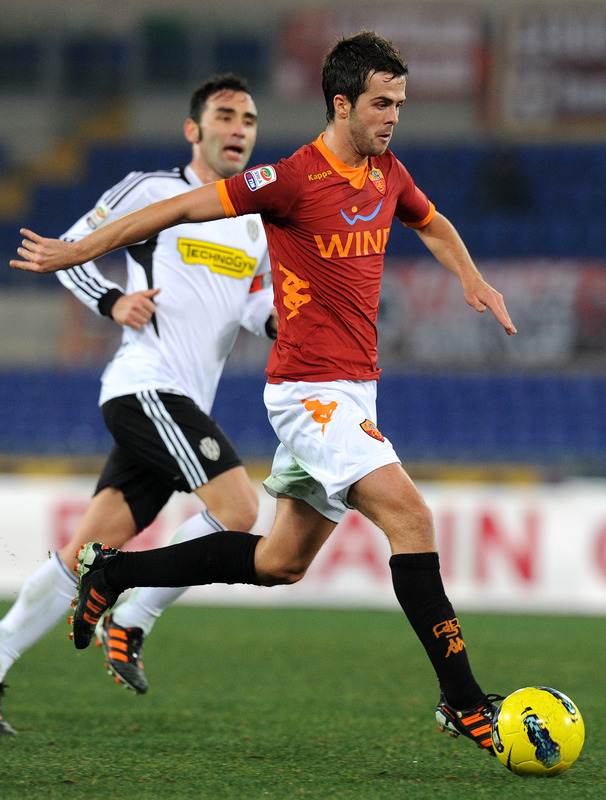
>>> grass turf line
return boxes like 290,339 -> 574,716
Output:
0,603 -> 603,799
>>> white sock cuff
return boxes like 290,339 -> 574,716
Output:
51,551 -> 78,592
169,508 -> 227,545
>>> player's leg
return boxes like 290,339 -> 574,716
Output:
264,378 -> 499,752
0,486 -> 134,661
111,465 -> 256,622
0,481 -> 136,734
70,492 -> 336,648
75,494 -> 334,596
194,464 -> 258,532
61,486 -> 138,567
254,495 -> 336,585
97,393 -> 259,691
0,552 -> 75,735
349,463 -> 499,752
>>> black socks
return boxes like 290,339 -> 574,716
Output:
104,531 -> 262,591
390,552 -> 484,709
103,536 -> 482,709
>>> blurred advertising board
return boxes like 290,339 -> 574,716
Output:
1,475 -> 606,614
379,259 -> 606,368
501,7 -> 606,126
274,4 -> 486,102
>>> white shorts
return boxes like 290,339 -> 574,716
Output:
263,380 -> 400,522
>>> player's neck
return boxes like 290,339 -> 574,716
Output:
188,159 -> 224,186
322,128 -> 369,169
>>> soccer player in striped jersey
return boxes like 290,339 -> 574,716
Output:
0,74 -> 275,734
12,33 -> 516,754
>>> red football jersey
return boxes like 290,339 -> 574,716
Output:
217,134 -> 434,383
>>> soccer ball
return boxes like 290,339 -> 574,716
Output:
491,686 -> 584,776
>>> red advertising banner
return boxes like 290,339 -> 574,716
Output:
2,476 -> 606,614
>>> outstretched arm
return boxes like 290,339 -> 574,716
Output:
11,183 -> 226,274
415,211 -> 517,335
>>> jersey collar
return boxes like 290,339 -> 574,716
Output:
184,164 -> 204,187
313,133 -> 369,190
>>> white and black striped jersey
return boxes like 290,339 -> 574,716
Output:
58,164 -> 273,413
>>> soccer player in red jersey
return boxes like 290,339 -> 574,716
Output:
12,31 -> 516,753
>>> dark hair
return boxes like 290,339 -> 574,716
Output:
189,73 -> 251,123
321,30 -> 408,122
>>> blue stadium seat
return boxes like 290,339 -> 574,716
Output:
61,36 -> 129,95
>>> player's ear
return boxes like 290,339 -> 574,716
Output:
184,117 -> 201,144
333,94 -> 351,120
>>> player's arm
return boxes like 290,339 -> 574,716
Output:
59,261 -> 160,329
57,174 -> 164,328
414,210 -> 517,335
11,183 -> 226,274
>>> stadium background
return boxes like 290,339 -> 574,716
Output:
1,0 -> 606,613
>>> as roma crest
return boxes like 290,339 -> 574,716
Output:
369,168 -> 386,196
360,418 -> 385,441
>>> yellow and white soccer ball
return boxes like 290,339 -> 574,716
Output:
491,686 -> 584,776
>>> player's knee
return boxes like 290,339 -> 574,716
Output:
386,496 -> 435,552
209,491 -> 259,532
231,501 -> 258,532
236,493 -> 259,532
258,561 -> 308,587
411,497 -> 433,534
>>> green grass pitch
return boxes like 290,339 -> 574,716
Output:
0,602 -> 603,799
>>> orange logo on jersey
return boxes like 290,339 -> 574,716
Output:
301,398 -> 338,435
314,228 -> 390,259
360,419 -> 385,441
308,170 -> 333,182
369,168 -> 386,195
279,263 -> 311,319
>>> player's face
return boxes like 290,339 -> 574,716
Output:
197,89 -> 258,179
347,71 -> 406,159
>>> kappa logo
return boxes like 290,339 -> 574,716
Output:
360,419 -> 385,442
301,398 -> 338,436
307,170 -> 333,182
244,165 -> 277,191
279,263 -> 311,319
433,617 -> 467,658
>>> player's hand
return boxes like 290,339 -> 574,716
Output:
10,229 -> 78,273
111,288 -> 161,329
463,277 -> 517,335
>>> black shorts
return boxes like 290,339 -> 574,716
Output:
95,390 -> 242,532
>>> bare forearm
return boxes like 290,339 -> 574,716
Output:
415,210 -> 517,335
11,183 -> 225,274
415,211 -> 480,285
68,183 -> 226,264
77,195 -> 191,262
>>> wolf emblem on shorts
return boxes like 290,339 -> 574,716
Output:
360,419 -> 385,441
